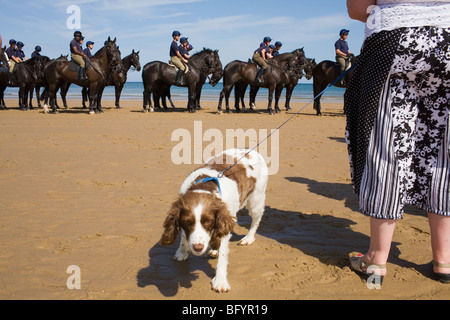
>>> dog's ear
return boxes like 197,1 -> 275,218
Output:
210,199 -> 235,247
160,198 -> 182,246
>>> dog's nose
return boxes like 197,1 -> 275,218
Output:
193,243 -> 204,252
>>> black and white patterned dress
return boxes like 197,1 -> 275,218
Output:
345,1 -> 450,220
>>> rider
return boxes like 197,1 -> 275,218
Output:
335,29 -> 353,84
253,36 -> 272,83
84,41 -> 94,59
272,41 -> 282,57
170,31 -> 188,86
70,31 -> 88,81
179,37 -> 191,61
16,42 -> 27,62
31,46 -> 42,58
6,39 -> 21,73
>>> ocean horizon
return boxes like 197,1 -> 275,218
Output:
4,82 -> 346,104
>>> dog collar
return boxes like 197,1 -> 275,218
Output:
195,177 -> 222,195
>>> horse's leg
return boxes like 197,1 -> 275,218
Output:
285,84 -> 294,111
240,84 -> 248,111
274,85 -> 284,114
195,85 -> 203,110
82,87 -> 88,109
115,84 -> 123,109
167,86 -> 176,109
97,86 -> 105,113
60,83 -> 70,110
267,85 -> 275,116
48,84 -> 58,113
234,82 -> 247,112
143,83 -> 154,113
188,84 -> 197,113
35,86 -> 42,108
219,74 -> 235,114
28,86 -> 34,110
313,81 -> 325,116
88,82 -> 98,114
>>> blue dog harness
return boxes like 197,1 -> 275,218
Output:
195,177 -> 222,195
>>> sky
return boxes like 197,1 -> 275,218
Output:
0,0 -> 366,82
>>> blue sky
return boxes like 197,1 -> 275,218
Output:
0,0 -> 366,82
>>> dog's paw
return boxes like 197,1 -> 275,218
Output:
211,276 -> 231,293
174,250 -> 189,261
238,236 -> 255,246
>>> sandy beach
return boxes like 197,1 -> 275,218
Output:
0,98 -> 448,300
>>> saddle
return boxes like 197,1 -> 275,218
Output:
167,61 -> 189,74
69,59 -> 91,81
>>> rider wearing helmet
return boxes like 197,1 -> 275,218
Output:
170,31 -> 188,86
16,42 -> 27,62
31,46 -> 42,58
253,36 -> 272,83
335,29 -> 352,83
272,41 -> 282,57
6,39 -> 21,73
70,31 -> 88,81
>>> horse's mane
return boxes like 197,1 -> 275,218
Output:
190,48 -> 217,59
93,46 -> 106,58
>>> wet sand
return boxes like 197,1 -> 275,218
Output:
0,98 -> 448,300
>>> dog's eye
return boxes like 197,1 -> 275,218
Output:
181,219 -> 194,227
202,217 -> 214,226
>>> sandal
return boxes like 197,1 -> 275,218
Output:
433,261 -> 450,284
349,253 -> 386,285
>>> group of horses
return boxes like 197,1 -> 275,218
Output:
0,37 -> 355,116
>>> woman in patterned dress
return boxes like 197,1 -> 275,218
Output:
346,0 -> 450,284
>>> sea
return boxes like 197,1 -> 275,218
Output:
4,82 -> 346,104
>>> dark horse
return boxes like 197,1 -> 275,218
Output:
14,56 -> 51,110
218,49 -> 307,115
0,46 -> 8,110
82,49 -> 141,109
312,55 -> 357,116
142,48 -> 223,113
246,57 -> 316,113
44,37 -> 121,114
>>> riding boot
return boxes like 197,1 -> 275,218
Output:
80,67 -> 88,82
254,68 -> 264,83
175,70 -> 183,86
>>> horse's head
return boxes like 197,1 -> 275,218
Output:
105,37 -> 121,67
207,50 -> 223,87
130,49 -> 141,72
0,46 -> 8,66
303,58 -> 316,81
34,56 -> 50,82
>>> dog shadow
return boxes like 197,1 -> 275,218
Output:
136,239 -> 216,297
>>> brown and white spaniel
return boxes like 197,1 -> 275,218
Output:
160,149 -> 268,293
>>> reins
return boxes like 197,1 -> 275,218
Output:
216,63 -> 357,180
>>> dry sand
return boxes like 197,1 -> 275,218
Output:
0,98 -> 448,300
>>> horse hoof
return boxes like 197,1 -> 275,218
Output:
150,108 -> 155,113
89,111 -> 95,115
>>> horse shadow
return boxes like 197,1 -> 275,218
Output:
137,239 -> 216,297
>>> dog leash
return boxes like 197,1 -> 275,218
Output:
216,63 -> 358,180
